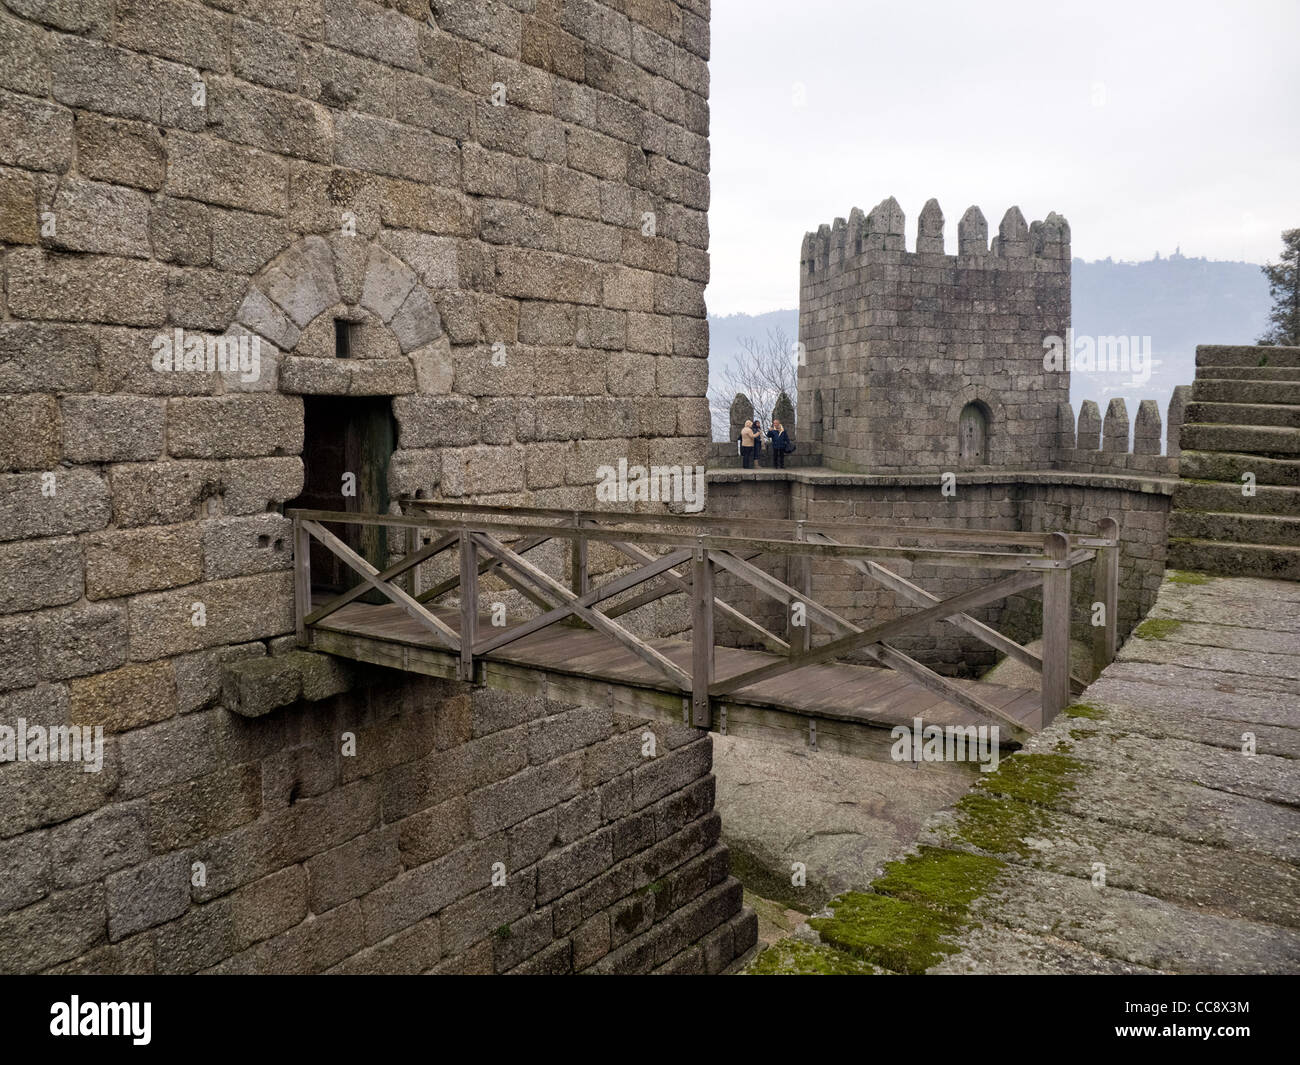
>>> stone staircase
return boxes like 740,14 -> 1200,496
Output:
1169,344 -> 1300,580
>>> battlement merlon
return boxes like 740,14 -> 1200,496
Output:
800,198 -> 1071,277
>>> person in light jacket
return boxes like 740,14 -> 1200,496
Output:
767,419 -> 790,469
740,419 -> 755,469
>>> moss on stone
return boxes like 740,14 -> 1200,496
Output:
1069,727 -> 1099,741
745,939 -> 887,975
949,792 -> 1055,858
972,751 -> 1085,806
750,751 -> 1092,976
807,847 -> 1005,974
1135,617 -> 1183,640
1064,702 -> 1106,720
1166,570 -> 1213,585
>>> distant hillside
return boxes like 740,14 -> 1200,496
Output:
708,254 -> 1272,444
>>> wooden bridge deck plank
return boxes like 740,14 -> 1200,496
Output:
310,599 -> 1039,749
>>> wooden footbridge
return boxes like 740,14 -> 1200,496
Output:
289,502 -> 1120,757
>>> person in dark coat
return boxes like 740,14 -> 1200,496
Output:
767,419 -> 790,468
751,416 -> 765,467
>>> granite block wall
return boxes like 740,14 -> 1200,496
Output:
0,0 -> 748,974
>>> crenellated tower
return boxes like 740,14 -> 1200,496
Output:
797,196 -> 1071,471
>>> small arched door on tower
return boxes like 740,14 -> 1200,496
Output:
959,402 -> 989,464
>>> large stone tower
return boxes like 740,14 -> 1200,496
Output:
796,197 -> 1071,472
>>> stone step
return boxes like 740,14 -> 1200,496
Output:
1179,423 -> 1300,456
1166,538 -> 1300,581
1178,450 -> 1300,486
1184,402 -> 1300,428
1197,344 -> 1300,368
1169,511 -> 1300,547
1192,379 -> 1300,405
1192,365 -> 1300,381
1172,479 -> 1300,516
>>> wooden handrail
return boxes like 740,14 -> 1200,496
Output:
399,497 -> 1114,549
287,508 -> 1094,570
291,506 -> 1123,743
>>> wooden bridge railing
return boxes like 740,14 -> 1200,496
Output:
290,502 -> 1120,741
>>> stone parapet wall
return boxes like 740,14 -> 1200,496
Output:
706,469 -> 1174,677
1052,389 -> 1189,477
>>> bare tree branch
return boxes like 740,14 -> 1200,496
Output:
708,326 -> 799,439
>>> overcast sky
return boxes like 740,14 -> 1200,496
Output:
706,0 -> 1300,316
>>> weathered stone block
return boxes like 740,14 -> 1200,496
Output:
208,76 -> 332,163
232,17 -> 302,92
230,865 -> 308,946
334,112 -> 457,185
7,249 -> 168,326
200,513 -> 293,579
0,166 -> 37,245
0,393 -> 60,471
259,236 -> 340,328
117,709 -> 224,796
392,395 -> 480,449
115,0 -> 231,69
127,572 -> 294,660
36,602 -> 128,681
0,884 -> 104,974
49,800 -> 151,889
106,851 -> 190,940
149,764 -> 262,852
48,177 -> 151,258
306,826 -> 400,913
468,753 -> 582,837
61,395 -> 165,463
149,195 -> 212,265
494,248 -> 601,304
108,456 -> 303,528
82,522 -> 201,598
167,396 -> 303,459
0,324 -> 100,395
166,268 -> 248,331
68,660 -> 175,733
0,89 -> 73,170
324,0 -> 423,71
0,10 -> 51,97
439,445 -> 526,496
165,131 -> 288,214
0,536 -> 82,613
212,207 -> 290,273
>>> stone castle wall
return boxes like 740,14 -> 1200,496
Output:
796,196 -> 1071,473
0,0 -> 753,974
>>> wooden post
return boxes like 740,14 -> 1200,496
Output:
1041,531 -> 1072,725
459,529 -> 477,683
571,512 -> 589,597
1092,516 -> 1119,677
294,516 -> 311,647
791,519 -> 811,654
404,524 -> 418,597
690,540 -> 714,728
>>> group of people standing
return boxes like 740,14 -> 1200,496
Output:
739,417 -> 792,469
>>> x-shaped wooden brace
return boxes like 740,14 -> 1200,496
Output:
300,520 -> 461,651
470,532 -> 693,693
707,548 -> 1039,740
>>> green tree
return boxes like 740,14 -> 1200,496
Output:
1257,229 -> 1300,345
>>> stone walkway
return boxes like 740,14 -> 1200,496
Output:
747,571 -> 1300,975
